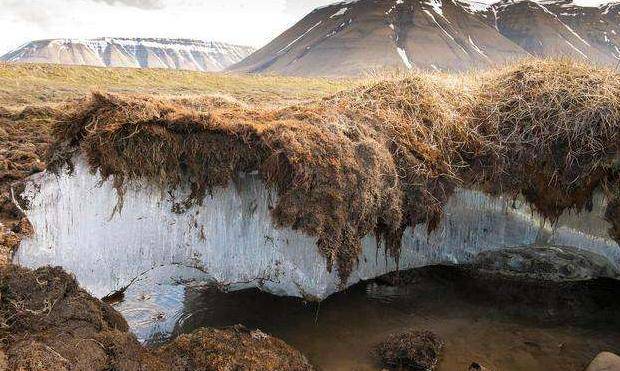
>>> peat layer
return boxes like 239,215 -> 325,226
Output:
42,59 -> 620,284
0,106 -> 53,264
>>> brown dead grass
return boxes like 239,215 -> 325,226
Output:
373,329 -> 444,370
0,106 -> 54,265
155,325 -> 313,370
45,58 -> 620,284
0,62 -> 352,108
0,106 -> 53,219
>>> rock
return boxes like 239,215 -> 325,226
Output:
472,245 -> 620,282
585,352 -> 620,371
373,330 -> 444,370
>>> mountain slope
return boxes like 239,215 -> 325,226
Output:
484,0 -> 620,64
230,0 -> 620,76
231,0 -> 527,76
1,38 -> 255,72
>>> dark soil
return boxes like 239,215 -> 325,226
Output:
379,265 -> 620,327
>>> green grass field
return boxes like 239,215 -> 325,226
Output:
0,63 -> 354,108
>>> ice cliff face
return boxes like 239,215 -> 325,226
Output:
12,157 -> 620,341
1,38 -> 255,72
14,157 -> 619,301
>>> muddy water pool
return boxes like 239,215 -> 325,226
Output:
115,267 -> 620,371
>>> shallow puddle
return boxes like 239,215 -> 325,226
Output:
118,267 -> 620,371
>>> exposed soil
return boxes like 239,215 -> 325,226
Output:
0,105 -> 55,267
0,265 -> 314,370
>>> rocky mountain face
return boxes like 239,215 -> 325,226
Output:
230,0 -> 620,76
485,0 -> 620,65
1,38 -> 255,72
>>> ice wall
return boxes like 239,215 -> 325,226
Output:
14,157 -> 620,302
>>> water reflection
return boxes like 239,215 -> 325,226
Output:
131,267 -> 620,371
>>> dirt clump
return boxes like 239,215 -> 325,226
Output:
155,324 -> 314,370
373,329 -> 444,370
0,105 -> 54,194
47,59 -> 620,285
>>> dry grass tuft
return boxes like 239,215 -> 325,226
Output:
0,105 -> 54,253
468,59 -> 620,219
47,58 -> 620,284
373,329 -> 444,370
155,324 -> 314,370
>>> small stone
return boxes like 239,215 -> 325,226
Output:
472,245 -> 620,282
585,352 -> 620,371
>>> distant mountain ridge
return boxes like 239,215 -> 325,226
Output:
1,38 -> 255,72
230,0 -> 620,76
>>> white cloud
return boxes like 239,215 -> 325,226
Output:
0,0 -> 318,54
92,0 -> 165,9
0,0 -> 614,56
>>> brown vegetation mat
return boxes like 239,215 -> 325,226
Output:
48,59 -> 620,284
155,325 -> 313,370
0,106 -> 55,265
0,265 -> 313,370
373,329 -> 444,370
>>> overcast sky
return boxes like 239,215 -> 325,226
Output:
0,0 -> 613,55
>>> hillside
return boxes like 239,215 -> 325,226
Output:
230,0 -> 620,76
486,0 -> 620,64
0,38 -> 255,72
0,62 -> 351,108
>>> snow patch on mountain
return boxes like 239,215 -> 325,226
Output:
1,38 -> 255,72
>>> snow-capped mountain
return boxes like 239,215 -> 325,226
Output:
1,38 -> 255,72
230,0 -> 620,76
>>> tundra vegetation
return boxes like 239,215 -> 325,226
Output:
0,58 -> 619,370
47,58 -> 620,284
